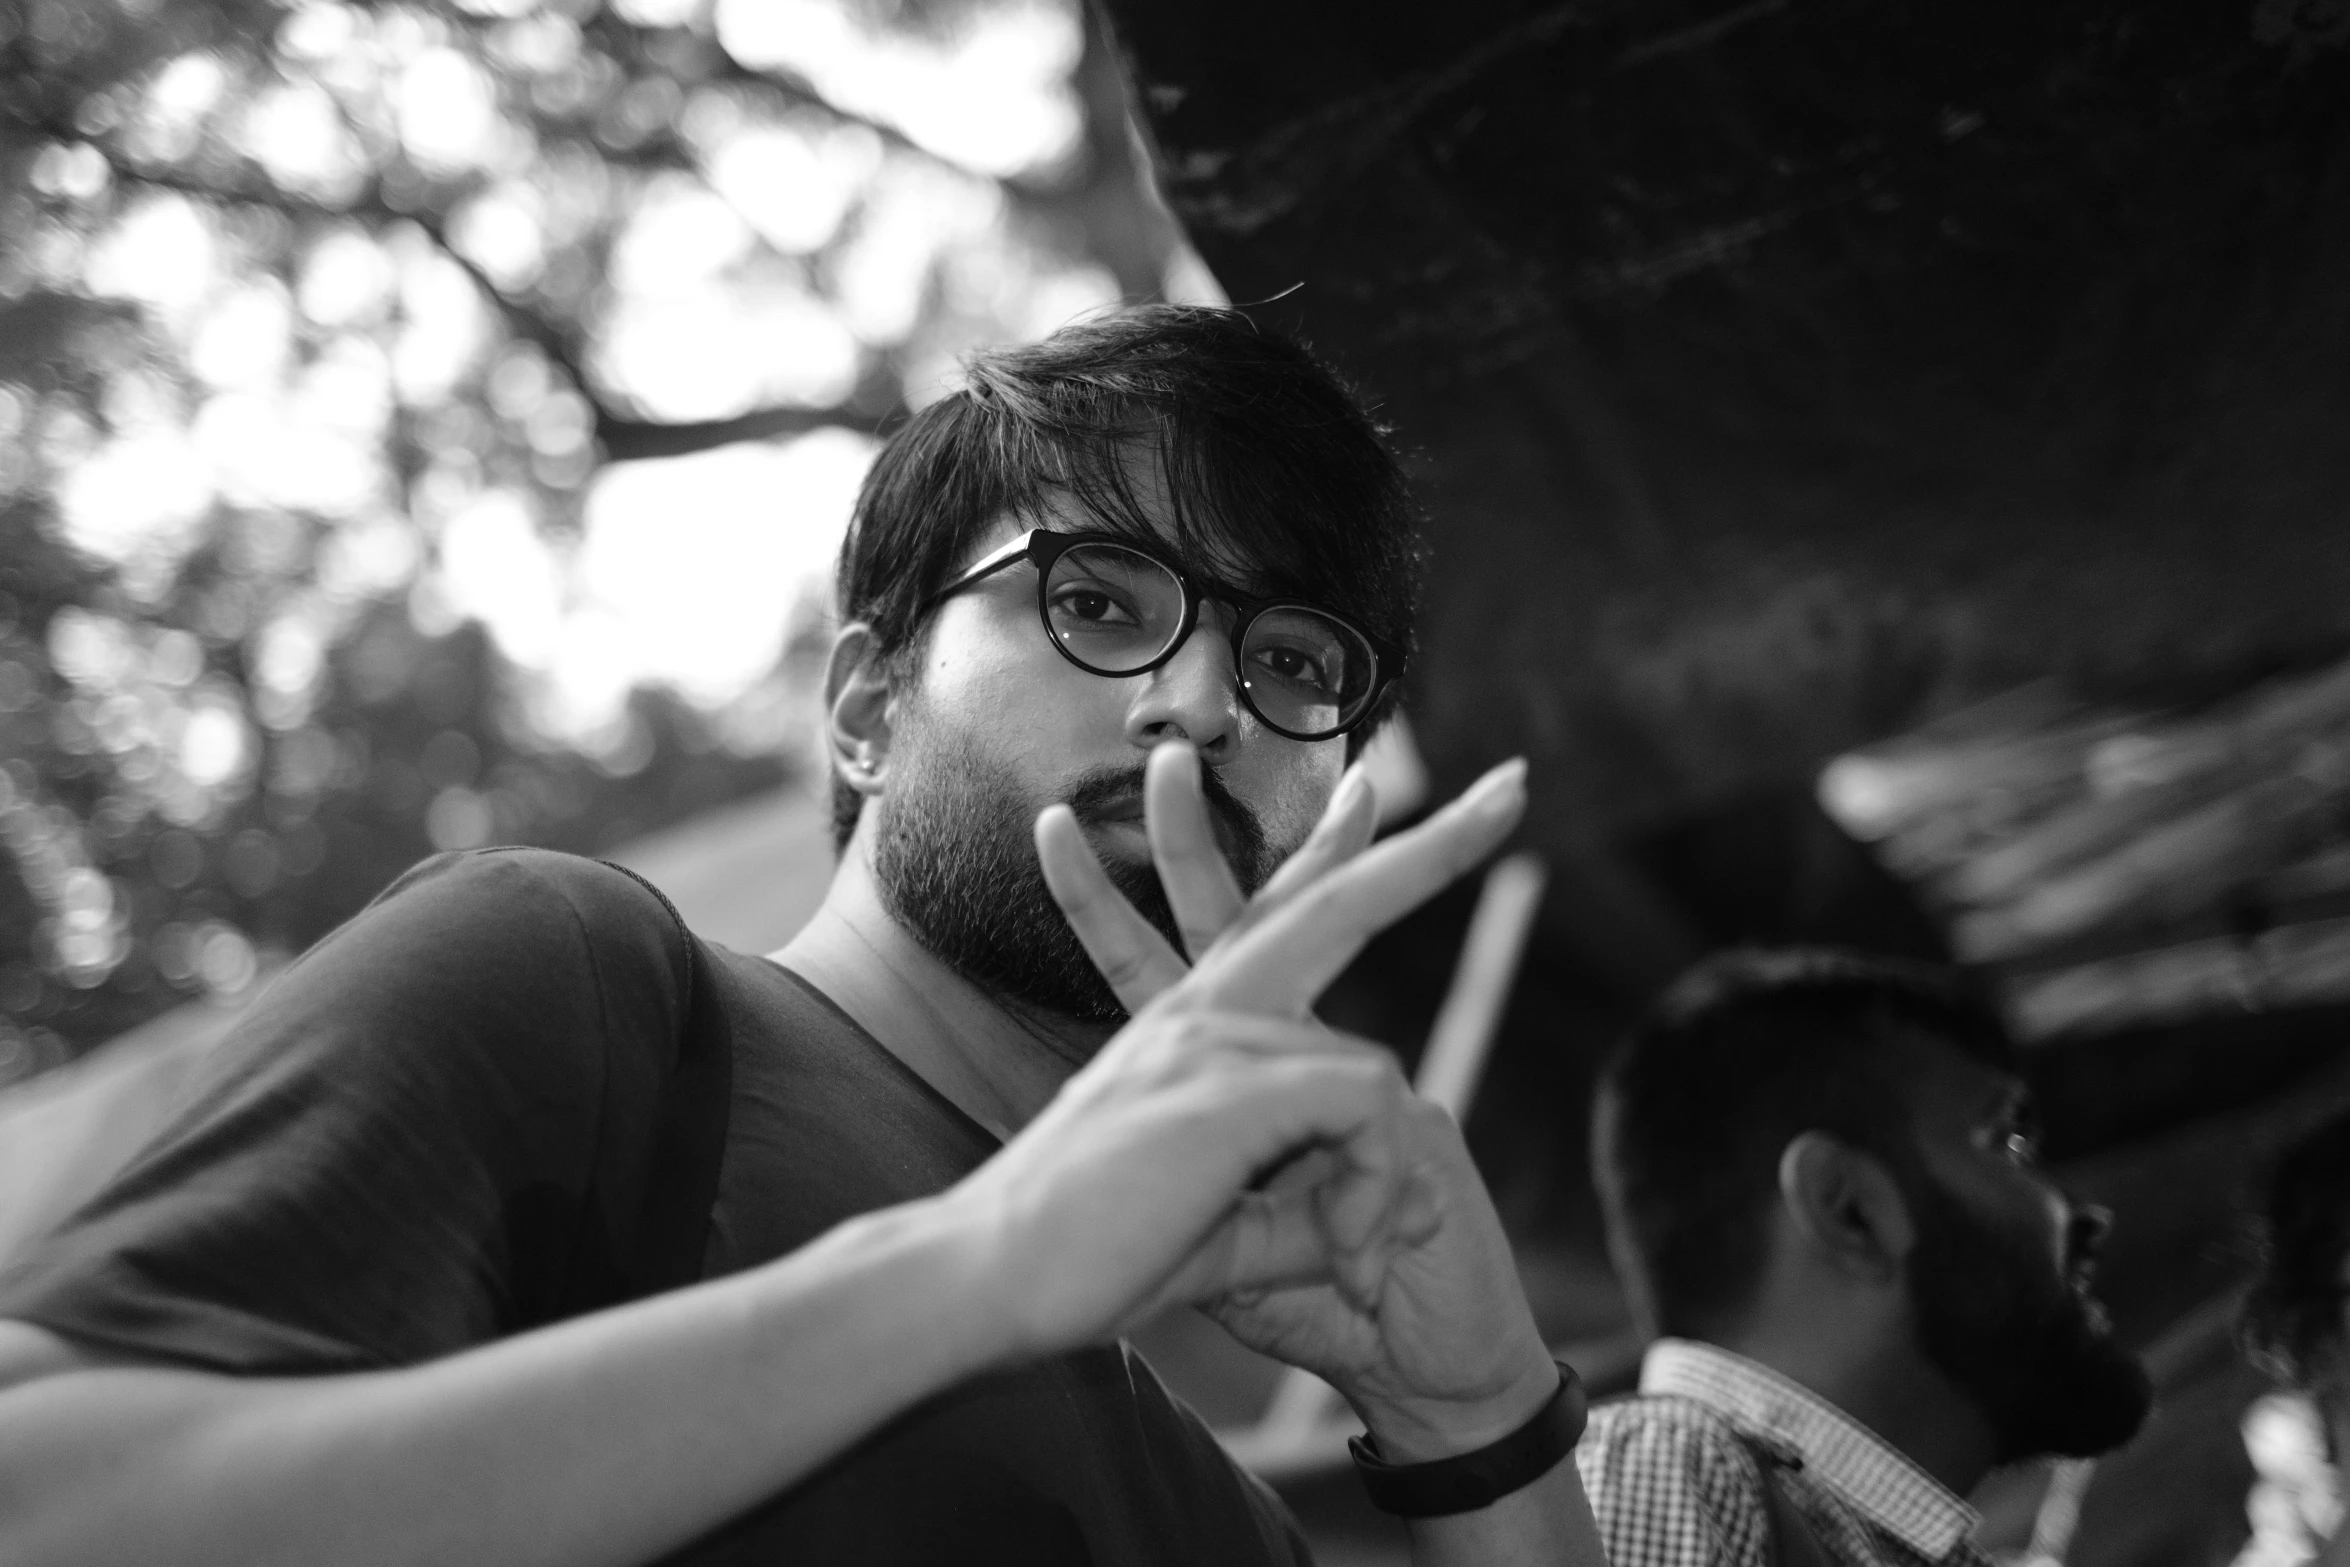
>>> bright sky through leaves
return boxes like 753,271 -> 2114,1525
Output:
45,0 -> 1126,750
0,0 -> 1202,1072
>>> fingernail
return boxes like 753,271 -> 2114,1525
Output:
1462,757 -> 1527,816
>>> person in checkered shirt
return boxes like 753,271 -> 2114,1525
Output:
1578,949 -> 2154,1566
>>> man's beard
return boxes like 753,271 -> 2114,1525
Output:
1904,1172 -> 2153,1464
873,722 -> 1278,1025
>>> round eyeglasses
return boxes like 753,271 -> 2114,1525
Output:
921,529 -> 1403,742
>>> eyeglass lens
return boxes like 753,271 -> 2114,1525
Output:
1042,541 -> 1376,738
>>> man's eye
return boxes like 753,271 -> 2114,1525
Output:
1248,643 -> 1337,694
1050,586 -> 1139,626
2002,1130 -> 2040,1165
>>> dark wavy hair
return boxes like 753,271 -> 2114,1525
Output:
829,304 -> 1425,848
1593,947 -> 2021,1340
2242,1113 -> 2350,1386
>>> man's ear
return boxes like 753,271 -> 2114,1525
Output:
825,623 -> 896,801
1778,1131 -> 1916,1285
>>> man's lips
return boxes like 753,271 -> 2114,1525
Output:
1072,795 -> 1148,863
1075,791 -> 1242,864
1088,791 -> 1145,824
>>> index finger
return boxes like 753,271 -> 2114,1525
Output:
1240,761 -> 1378,922
1036,804 -> 1190,1008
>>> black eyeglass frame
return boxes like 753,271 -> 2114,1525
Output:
920,527 -> 1405,742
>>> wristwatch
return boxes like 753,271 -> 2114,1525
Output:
1349,1362 -> 1588,1519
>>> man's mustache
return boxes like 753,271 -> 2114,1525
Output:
1061,763 -> 1270,886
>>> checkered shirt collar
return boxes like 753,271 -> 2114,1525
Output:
1640,1339 -> 1983,1562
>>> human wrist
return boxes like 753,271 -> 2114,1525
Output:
1351,1348 -> 1566,1465
907,1185 -> 1073,1364
899,1196 -> 1035,1371
767,1196 -> 1025,1388
1351,1361 -> 1587,1519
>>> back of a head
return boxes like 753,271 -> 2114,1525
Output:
829,303 -> 1425,847
1592,946 -> 2019,1343
2242,1111 -> 2350,1388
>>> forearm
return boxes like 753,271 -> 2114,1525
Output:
0,1196 -> 1008,1567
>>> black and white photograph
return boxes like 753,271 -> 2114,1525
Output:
2,3 -> 2348,1564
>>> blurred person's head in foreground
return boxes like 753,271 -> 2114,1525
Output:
2244,1111 -> 2350,1459
1592,947 -> 2151,1483
822,304 -> 1420,1026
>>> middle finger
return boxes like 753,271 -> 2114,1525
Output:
1145,741 -> 1248,961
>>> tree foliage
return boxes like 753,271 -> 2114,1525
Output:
0,0 -> 1182,1082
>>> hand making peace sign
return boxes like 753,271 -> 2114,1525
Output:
1028,742 -> 1564,1463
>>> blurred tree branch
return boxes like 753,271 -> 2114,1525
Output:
0,0 -> 1176,1071
15,128 -> 895,463
12,0 -> 1166,477
0,0 -> 282,143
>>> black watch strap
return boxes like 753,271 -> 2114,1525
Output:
1349,1362 -> 1589,1519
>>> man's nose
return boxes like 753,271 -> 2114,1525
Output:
1126,619 -> 1243,760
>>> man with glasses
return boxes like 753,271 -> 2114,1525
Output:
769,301 -> 1592,1560
0,306 -> 1607,1565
